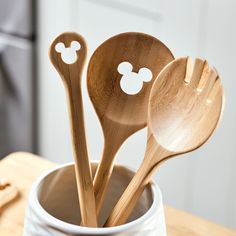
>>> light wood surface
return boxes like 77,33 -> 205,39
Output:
0,152 -> 235,235
87,32 -> 174,217
49,32 -> 97,226
0,152 -> 55,235
105,57 -> 224,226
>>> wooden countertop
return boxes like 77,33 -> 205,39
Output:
0,152 -> 235,236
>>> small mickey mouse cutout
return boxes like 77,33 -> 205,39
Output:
55,41 -> 81,64
118,61 -> 153,95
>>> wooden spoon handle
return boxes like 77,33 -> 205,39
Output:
104,135 -> 170,227
67,85 -> 97,227
93,141 -> 120,217
49,32 -> 97,227
104,162 -> 150,227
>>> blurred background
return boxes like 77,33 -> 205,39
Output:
0,0 -> 236,230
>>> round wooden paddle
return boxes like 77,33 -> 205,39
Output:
87,32 -> 174,219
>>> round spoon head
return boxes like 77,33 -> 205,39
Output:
149,57 -> 224,154
87,32 -> 174,131
49,32 -> 87,85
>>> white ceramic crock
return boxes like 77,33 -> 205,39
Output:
23,162 -> 166,236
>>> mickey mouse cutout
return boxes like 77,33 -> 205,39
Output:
118,62 -> 153,95
55,41 -> 81,64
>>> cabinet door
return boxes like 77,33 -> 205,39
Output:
0,35 -> 34,157
0,55 -> 6,154
38,0 -> 236,229
74,0 -> 236,229
0,0 -> 33,37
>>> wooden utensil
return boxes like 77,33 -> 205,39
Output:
0,180 -> 18,208
105,57 -> 224,227
87,32 -> 174,218
49,32 -> 97,227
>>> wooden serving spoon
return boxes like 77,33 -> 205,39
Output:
105,57 -> 224,227
49,32 -> 97,227
87,32 -> 174,218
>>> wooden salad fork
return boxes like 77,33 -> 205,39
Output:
105,57 -> 224,227
49,32 -> 97,227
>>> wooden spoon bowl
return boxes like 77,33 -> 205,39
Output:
150,57 -> 224,153
88,32 -> 174,126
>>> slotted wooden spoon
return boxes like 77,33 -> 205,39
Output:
105,57 -> 224,227
49,32 -> 97,227
87,32 -> 174,219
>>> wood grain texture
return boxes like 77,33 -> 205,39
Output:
49,32 -> 97,226
0,152 -> 56,236
0,152 -> 235,235
87,32 -> 174,217
105,57 -> 224,226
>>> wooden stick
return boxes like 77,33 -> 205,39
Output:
49,32 -> 97,227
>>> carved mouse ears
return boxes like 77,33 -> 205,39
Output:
118,61 -> 133,74
55,41 -> 81,53
118,61 -> 152,82
138,68 -> 152,82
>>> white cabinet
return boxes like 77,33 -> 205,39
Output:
38,0 -> 236,229
191,0 -> 236,228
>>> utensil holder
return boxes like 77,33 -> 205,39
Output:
23,161 -> 166,236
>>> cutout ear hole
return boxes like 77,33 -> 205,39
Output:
71,41 -> 81,51
55,42 -> 65,53
117,61 -> 133,75
55,41 -> 79,64
138,68 -> 153,82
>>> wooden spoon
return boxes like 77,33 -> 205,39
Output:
87,32 -> 174,218
49,32 -> 97,227
105,57 -> 224,227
